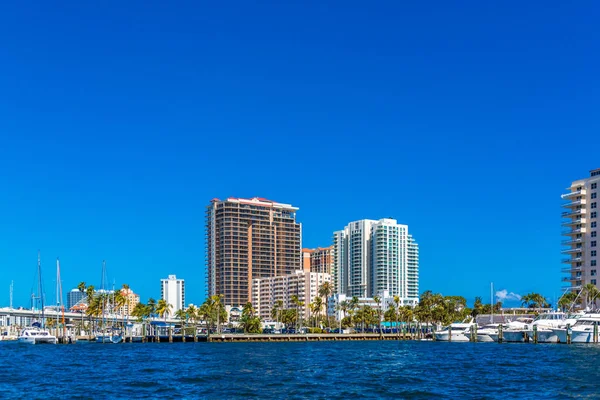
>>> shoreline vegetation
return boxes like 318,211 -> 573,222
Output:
27,283 -> 596,337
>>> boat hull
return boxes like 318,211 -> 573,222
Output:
502,330 -> 526,343
18,337 -> 57,345
477,333 -> 496,342
434,332 -> 470,342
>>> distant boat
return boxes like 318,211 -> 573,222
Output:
434,318 -> 476,342
18,327 -> 57,345
19,252 -> 57,345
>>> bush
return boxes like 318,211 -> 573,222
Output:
307,327 -> 322,334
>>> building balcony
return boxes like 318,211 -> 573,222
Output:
561,190 -> 586,199
561,256 -> 583,264
562,276 -> 583,282
562,266 -> 582,273
562,228 -> 587,236
562,238 -> 583,245
562,218 -> 586,227
562,199 -> 587,208
562,209 -> 587,219
561,247 -> 584,254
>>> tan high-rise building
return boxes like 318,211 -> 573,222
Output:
562,168 -> 600,292
206,197 -> 302,306
117,288 -> 140,316
252,271 -> 332,321
302,247 -> 333,274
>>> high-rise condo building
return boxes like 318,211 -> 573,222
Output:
161,275 -> 185,316
332,218 -> 419,305
302,247 -> 333,274
251,271 -> 331,321
67,288 -> 86,310
562,168 -> 600,292
206,197 -> 302,306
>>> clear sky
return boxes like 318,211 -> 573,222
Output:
1,1 -> 598,308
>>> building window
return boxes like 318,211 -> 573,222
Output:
593,251 -> 597,257
593,212 -> 598,218
593,193 -> 598,199
593,231 -> 597,237
593,222 -> 598,228
593,241 -> 597,247
593,261 -> 597,267
593,202 -> 598,209
593,279 -> 598,285
593,183 -> 598,189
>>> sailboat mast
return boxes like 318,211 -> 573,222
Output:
490,282 -> 494,324
38,251 -> 45,328
56,258 -> 60,326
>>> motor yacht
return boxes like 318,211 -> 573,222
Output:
476,324 -> 505,342
535,312 -> 583,343
497,317 -> 534,342
18,328 -> 57,344
551,313 -> 600,343
434,319 -> 476,342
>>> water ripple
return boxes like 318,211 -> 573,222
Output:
2,340 -> 600,399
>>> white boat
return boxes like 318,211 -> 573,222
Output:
18,328 -> 57,344
551,313 -> 600,343
498,317 -> 534,342
434,319 -> 476,342
477,324 -> 503,342
535,312 -> 583,343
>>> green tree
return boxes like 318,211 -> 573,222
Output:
318,282 -> 333,327
239,302 -> 261,333
156,299 -> 172,321
583,284 -> 600,309
558,291 -> 579,312
175,309 -> 187,336
373,296 -> 383,336
77,281 -> 86,334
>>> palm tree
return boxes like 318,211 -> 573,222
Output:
373,296 -> 382,336
312,297 -> 323,328
240,302 -> 261,333
175,309 -> 187,336
336,300 -> 349,333
349,296 -> 359,331
393,295 -> 401,338
318,282 -> 333,327
77,281 -> 86,335
156,299 -> 172,321
147,298 -> 157,317
583,284 -> 600,310
84,285 -> 96,335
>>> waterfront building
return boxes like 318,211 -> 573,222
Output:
206,197 -> 302,306
332,218 -> 419,305
161,275 -> 185,316
562,168 -> 600,292
302,247 -> 333,274
328,291 -> 399,321
67,288 -> 85,310
117,287 -> 140,316
251,271 -> 331,321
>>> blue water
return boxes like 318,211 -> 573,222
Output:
2,340 -> 600,399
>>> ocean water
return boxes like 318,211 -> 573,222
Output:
1,340 -> 599,399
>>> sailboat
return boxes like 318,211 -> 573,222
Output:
18,251 -> 58,344
95,261 -> 123,344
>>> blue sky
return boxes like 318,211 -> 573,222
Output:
0,1 -> 598,308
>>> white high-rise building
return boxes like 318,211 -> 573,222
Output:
161,275 -> 185,316
332,218 -> 419,305
562,168 -> 600,292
